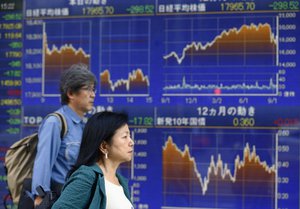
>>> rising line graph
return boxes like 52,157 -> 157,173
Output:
163,16 -> 278,67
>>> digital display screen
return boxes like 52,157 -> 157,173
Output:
0,0 -> 299,208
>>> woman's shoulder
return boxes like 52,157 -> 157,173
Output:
74,165 -> 95,175
64,165 -> 98,189
67,165 -> 93,182
72,164 -> 102,178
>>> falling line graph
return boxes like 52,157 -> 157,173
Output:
42,21 -> 91,97
163,136 -> 276,196
162,132 -> 278,209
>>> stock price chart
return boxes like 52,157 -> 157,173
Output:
0,0 -> 299,209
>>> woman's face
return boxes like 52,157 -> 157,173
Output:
108,124 -> 134,163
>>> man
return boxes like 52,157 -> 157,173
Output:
32,63 -> 97,206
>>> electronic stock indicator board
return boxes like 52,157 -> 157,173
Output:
0,0 -> 22,208
1,0 -> 300,209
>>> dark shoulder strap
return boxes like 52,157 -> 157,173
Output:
49,112 -> 67,139
85,172 -> 98,209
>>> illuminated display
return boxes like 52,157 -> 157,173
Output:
100,69 -> 149,95
43,21 -> 91,96
163,22 -> 277,66
163,133 -> 276,208
0,0 -> 22,206
0,0 -> 299,208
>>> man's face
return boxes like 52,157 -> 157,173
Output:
69,85 -> 96,116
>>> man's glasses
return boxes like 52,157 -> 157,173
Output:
80,86 -> 97,94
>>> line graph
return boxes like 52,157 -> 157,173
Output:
100,19 -> 150,96
164,16 -> 278,67
162,131 -> 277,209
100,69 -> 149,96
162,15 -> 282,97
163,72 -> 279,96
42,20 -> 91,96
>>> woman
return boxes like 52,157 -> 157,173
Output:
52,111 -> 134,209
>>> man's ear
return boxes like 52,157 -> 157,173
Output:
67,89 -> 76,102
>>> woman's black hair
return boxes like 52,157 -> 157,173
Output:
67,111 -> 128,178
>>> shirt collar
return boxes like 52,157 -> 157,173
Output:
90,164 -> 103,175
62,105 -> 83,124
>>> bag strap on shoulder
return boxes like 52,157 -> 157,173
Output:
48,112 -> 67,139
